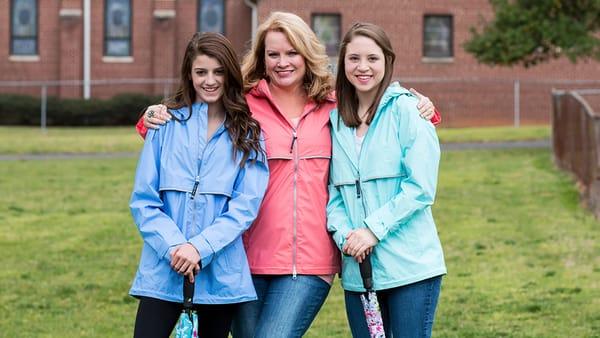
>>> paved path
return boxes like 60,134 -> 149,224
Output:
0,140 -> 551,161
0,152 -> 138,161
441,139 -> 550,151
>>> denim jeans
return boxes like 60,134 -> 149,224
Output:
344,275 -> 442,338
230,274 -> 332,338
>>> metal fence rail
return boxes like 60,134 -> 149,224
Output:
552,89 -> 600,218
2,77 -> 600,129
0,78 -> 178,132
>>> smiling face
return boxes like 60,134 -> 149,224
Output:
264,30 -> 307,91
343,35 -> 386,97
190,54 -> 224,104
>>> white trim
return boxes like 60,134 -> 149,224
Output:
421,57 -> 454,63
153,9 -> 176,19
59,8 -> 82,18
244,0 -> 258,40
83,0 -> 91,99
102,56 -> 134,63
9,55 -> 40,62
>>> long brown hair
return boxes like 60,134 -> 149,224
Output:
335,23 -> 396,128
164,32 -> 264,166
241,11 -> 333,103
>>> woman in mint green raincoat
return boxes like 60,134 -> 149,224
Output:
327,23 -> 446,338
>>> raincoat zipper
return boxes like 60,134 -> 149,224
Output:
292,128 -> 298,279
288,104 -> 318,279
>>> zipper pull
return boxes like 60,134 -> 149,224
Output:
289,131 -> 297,153
190,176 -> 200,199
356,179 -> 361,199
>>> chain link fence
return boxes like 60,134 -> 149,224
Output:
2,77 -> 600,129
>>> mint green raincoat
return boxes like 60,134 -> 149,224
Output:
327,82 -> 446,292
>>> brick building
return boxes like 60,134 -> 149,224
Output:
1,0 -> 599,126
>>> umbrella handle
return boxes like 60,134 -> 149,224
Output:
183,278 -> 195,310
359,254 -> 373,291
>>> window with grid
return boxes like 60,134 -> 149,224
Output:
311,13 -> 341,57
423,15 -> 453,58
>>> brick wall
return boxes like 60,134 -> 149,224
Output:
1,0 -> 598,126
0,0 -> 251,99
257,0 -> 600,126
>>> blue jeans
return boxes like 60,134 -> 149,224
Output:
345,276 -> 442,338
231,275 -> 332,338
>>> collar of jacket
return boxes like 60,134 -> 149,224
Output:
330,82 -> 413,170
248,78 -> 337,103
170,102 -> 227,135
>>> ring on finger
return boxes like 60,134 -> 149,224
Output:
147,110 -> 155,119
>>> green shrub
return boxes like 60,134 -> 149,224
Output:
0,93 -> 162,126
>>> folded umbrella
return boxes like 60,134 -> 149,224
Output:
359,255 -> 385,338
175,278 -> 199,338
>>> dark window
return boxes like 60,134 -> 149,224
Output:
423,15 -> 453,58
104,0 -> 132,56
10,0 -> 38,55
198,0 -> 225,34
311,13 -> 341,57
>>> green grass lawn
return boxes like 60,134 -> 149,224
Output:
0,125 -> 550,155
1,147 -> 598,337
0,126 -> 141,154
437,125 -> 550,143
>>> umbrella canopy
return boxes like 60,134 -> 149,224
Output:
175,279 -> 199,338
360,256 -> 385,338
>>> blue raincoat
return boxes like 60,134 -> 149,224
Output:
129,102 -> 269,304
327,83 -> 446,292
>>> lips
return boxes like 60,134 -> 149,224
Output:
202,87 -> 219,93
276,69 -> 294,77
356,75 -> 372,84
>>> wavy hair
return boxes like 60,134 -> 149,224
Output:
164,32 -> 264,166
336,23 -> 396,128
241,11 -> 334,103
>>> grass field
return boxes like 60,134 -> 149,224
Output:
0,125 -> 550,155
436,125 -> 550,144
1,145 -> 598,337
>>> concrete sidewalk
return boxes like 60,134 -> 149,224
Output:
0,140 -> 551,161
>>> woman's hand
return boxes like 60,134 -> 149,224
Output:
171,243 -> 201,283
410,88 -> 436,121
143,104 -> 171,129
343,228 -> 378,263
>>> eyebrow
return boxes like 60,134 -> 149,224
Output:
192,67 -> 224,70
347,53 -> 380,57
266,49 -> 297,53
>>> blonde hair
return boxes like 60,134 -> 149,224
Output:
241,11 -> 334,103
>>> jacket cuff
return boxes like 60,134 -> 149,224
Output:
188,235 -> 214,268
331,228 -> 350,251
363,217 -> 389,242
136,117 -> 148,139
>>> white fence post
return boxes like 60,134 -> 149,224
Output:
514,80 -> 520,128
41,85 -> 47,133
163,82 -> 170,99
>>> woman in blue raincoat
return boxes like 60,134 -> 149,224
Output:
129,32 -> 269,338
327,23 -> 446,338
